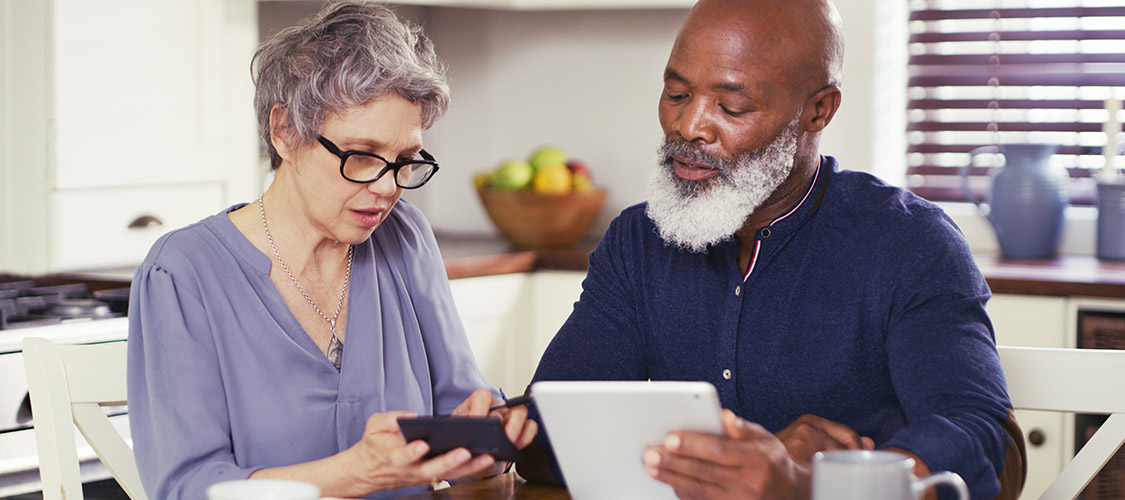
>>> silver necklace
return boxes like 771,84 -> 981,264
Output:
259,195 -> 353,371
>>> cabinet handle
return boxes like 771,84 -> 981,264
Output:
1028,429 -> 1046,447
127,215 -> 164,230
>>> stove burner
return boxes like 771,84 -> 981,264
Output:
0,275 -> 129,330
47,299 -> 115,319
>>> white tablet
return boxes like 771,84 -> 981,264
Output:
530,381 -> 724,500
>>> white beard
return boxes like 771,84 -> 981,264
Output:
645,116 -> 802,253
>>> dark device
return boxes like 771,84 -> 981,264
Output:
397,416 -> 521,462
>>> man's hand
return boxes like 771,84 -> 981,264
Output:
642,410 -> 811,500
776,414 -> 875,463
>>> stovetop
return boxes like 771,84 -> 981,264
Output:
0,274 -> 130,331
0,274 -> 132,353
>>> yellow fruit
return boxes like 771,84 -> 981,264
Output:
572,171 -> 594,192
473,172 -> 491,190
533,163 -> 572,194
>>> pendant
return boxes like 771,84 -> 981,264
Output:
327,333 -> 343,372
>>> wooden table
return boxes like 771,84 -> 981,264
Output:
399,474 -> 571,500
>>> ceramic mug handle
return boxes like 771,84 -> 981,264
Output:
912,471 -> 970,500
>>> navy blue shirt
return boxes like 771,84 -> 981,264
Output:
530,157 -> 1012,499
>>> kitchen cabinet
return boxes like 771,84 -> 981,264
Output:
988,294 -> 1070,500
0,0 -> 260,274
449,271 -> 584,397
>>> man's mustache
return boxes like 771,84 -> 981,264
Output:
659,141 -> 732,174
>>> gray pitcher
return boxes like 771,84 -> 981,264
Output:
961,144 -> 1068,259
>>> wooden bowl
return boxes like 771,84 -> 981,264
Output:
477,187 -> 608,249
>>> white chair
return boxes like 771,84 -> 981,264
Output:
998,346 -> 1125,500
23,337 -> 148,500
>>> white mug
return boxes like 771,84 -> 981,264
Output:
812,450 -> 970,500
206,479 -> 321,500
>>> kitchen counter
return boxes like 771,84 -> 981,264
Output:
61,234 -> 1125,298
437,233 -> 594,280
437,233 -> 1125,299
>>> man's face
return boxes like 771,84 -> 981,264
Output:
646,114 -> 801,252
647,12 -> 806,252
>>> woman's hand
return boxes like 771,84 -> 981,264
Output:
445,389 -> 539,483
343,410 -> 495,495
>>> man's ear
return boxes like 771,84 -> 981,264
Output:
805,85 -> 842,133
269,104 -> 296,161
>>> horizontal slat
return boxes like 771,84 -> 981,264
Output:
910,7 -> 1125,21
909,53 -> 1125,65
909,73 -> 1125,87
911,65 -> 1125,80
907,144 -> 1095,155
908,182 -> 1097,205
908,165 -> 1096,178
908,99 -> 1108,110
910,30 -> 1125,44
907,121 -> 1103,132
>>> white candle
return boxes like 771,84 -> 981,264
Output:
1106,97 -> 1123,182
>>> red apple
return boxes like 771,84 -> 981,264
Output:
566,159 -> 593,182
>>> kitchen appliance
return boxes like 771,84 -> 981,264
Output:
0,273 -> 132,498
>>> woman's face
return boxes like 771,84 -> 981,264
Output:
285,95 -> 424,245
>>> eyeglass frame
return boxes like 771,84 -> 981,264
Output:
316,135 -> 440,189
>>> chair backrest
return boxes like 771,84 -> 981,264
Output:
23,337 -> 148,500
998,346 -> 1125,500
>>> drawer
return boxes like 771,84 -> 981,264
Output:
50,184 -> 226,271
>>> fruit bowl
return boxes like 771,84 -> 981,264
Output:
477,187 -> 608,249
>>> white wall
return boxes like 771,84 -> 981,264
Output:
415,7 -> 686,238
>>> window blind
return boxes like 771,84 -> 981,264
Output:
906,0 -> 1125,204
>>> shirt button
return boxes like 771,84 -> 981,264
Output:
722,368 -> 732,380
760,227 -> 772,239
735,285 -> 741,296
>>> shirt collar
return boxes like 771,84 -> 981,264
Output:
754,155 -> 831,239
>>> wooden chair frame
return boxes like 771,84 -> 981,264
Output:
998,346 -> 1125,500
23,337 -> 148,500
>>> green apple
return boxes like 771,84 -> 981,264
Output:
528,146 -> 569,172
490,159 -> 534,190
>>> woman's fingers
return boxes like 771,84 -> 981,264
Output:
387,440 -> 430,467
439,453 -> 497,482
417,448 -> 479,481
452,389 -> 495,417
514,418 -> 538,449
501,405 -> 529,443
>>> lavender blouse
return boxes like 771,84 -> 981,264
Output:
127,200 -> 495,500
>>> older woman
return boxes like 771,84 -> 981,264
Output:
126,3 -> 536,499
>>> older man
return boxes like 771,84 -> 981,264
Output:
517,0 -> 1026,499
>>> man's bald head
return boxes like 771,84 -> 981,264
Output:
676,0 -> 844,93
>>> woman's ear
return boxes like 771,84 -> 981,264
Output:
804,85 -> 842,133
269,104 -> 296,161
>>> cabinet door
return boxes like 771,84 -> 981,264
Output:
449,274 -> 532,396
987,294 -> 1068,500
50,184 -> 224,271
51,0 -> 238,189
529,271 -> 585,371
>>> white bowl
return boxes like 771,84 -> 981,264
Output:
206,479 -> 322,500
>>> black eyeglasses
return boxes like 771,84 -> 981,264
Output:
317,135 -> 440,189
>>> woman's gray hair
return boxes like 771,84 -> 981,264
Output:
252,2 -> 450,169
